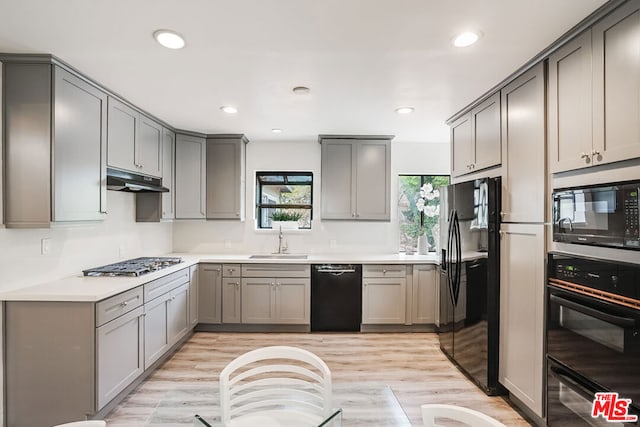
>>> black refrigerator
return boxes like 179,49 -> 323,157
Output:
438,177 -> 503,395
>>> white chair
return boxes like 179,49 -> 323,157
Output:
421,404 -> 507,427
219,345 -> 333,427
53,421 -> 106,427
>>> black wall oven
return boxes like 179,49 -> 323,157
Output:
552,180 -> 640,250
547,253 -> 640,426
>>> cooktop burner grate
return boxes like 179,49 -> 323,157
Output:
83,257 -> 182,277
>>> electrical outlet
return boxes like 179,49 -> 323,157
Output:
329,239 -> 337,249
41,238 -> 51,255
224,239 -> 232,249
118,245 -> 126,258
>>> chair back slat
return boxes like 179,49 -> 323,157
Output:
219,346 -> 333,426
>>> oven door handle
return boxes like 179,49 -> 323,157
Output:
550,293 -> 636,328
549,364 -> 597,402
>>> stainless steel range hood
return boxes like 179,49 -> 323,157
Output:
106,168 -> 169,192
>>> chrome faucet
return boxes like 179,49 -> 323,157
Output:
277,225 -> 288,254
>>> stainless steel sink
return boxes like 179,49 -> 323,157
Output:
249,254 -> 308,259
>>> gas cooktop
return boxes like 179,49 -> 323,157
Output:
83,257 -> 182,277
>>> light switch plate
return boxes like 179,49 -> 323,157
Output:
329,239 -> 337,249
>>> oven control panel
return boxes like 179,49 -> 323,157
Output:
549,253 -> 639,301
624,188 -> 640,248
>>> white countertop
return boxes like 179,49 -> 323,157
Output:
0,253 -> 439,303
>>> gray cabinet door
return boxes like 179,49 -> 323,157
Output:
450,113 -> 473,177
222,278 -> 242,323
471,92 -> 501,172
242,278 -> 277,323
321,140 -> 355,219
53,67 -> 107,221
138,114 -> 163,177
548,30 -> 594,172
501,63 -> 546,224
362,277 -> 407,324
144,293 -> 170,369
592,0 -> 640,166
167,282 -> 190,345
162,128 -> 176,219
97,306 -> 144,410
411,265 -> 437,324
107,97 -> 138,172
275,278 -> 310,324
189,265 -> 199,327
198,264 -> 222,324
354,140 -> 390,220
499,223 -> 545,417
175,133 -> 207,219
206,137 -> 244,219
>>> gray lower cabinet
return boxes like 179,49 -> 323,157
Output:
222,264 -> 242,323
189,264 -> 199,327
175,133 -> 207,219
320,136 -> 392,220
411,265 -> 437,324
97,306 -> 144,409
362,265 -> 407,324
206,135 -> 248,220
143,269 -> 191,368
241,264 -> 310,324
198,263 -> 222,324
3,61 -> 107,228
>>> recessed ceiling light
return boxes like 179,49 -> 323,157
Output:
395,107 -> 415,115
220,106 -> 238,114
292,86 -> 311,95
271,128 -> 283,133
153,30 -> 186,49
453,31 -> 480,48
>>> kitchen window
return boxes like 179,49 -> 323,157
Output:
256,172 -> 313,229
398,175 -> 450,253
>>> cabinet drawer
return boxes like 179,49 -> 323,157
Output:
144,268 -> 190,302
362,265 -> 406,278
242,264 -> 310,278
222,264 -> 241,278
96,286 -> 144,327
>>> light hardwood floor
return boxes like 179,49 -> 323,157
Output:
105,332 -> 532,426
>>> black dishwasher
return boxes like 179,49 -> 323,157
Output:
311,264 -> 362,332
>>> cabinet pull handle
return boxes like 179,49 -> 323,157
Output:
592,150 -> 600,156
580,152 -> 589,159
120,301 -> 129,307
382,269 -> 387,274
227,268 -> 235,273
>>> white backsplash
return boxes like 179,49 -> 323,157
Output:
0,191 -> 173,292
173,139 -> 450,255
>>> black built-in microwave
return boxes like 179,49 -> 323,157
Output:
552,180 -> 640,250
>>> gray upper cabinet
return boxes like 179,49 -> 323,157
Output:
450,92 -> 501,178
501,63 -> 546,224
3,62 -> 107,228
320,136 -> 392,221
592,0 -> 640,167
138,114 -> 163,177
175,133 -> 207,219
162,128 -> 176,220
548,30 -> 594,172
107,97 -> 138,172
107,97 -> 162,178
549,0 -> 640,172
206,135 -> 248,220
450,114 -> 473,177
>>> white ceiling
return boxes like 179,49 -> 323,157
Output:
0,0 -> 607,144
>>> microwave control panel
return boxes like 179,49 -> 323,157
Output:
624,188 -> 639,247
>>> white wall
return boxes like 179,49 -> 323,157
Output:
173,139 -> 450,254
0,191 -> 173,292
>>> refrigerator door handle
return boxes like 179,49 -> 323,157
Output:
446,210 -> 455,304
452,211 -> 462,305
